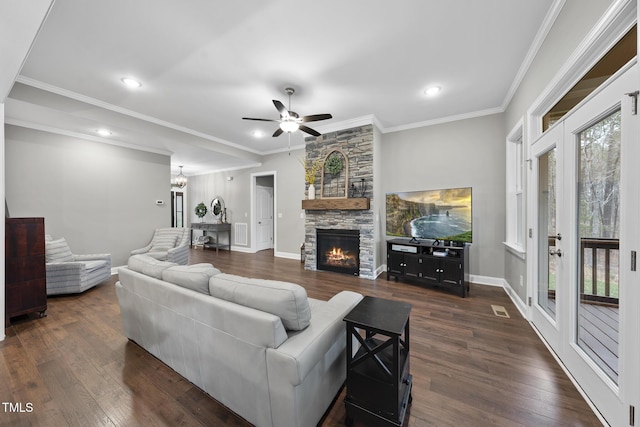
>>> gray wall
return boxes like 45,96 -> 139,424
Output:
381,114 -> 506,280
187,147 -> 305,256
503,0 -> 615,302
5,125 -> 171,267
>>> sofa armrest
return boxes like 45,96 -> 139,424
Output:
74,253 -> 111,262
167,244 -> 189,265
131,244 -> 152,255
266,290 -> 363,386
46,262 -> 86,274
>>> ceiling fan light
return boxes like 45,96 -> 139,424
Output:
280,120 -> 300,133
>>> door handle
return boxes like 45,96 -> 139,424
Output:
549,248 -> 562,257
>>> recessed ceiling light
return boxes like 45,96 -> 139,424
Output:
424,86 -> 441,96
252,130 -> 265,138
96,129 -> 112,137
121,77 -> 142,88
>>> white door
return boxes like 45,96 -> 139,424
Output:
256,185 -> 273,251
530,123 -> 564,352
530,63 -> 639,426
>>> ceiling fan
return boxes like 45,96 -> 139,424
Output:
242,88 -> 332,137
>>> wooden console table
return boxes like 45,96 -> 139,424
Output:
190,222 -> 231,252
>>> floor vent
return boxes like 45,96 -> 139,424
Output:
491,305 -> 510,318
234,223 -> 248,245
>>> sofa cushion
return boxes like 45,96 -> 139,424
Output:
162,263 -> 221,295
209,273 -> 311,331
46,238 -> 74,263
128,254 -> 177,279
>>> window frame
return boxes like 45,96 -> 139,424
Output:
505,119 -> 526,259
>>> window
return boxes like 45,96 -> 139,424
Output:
505,121 -> 525,257
542,25 -> 636,131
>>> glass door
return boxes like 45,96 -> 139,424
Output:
530,124 -> 564,352
560,63 -> 638,427
531,63 -> 639,427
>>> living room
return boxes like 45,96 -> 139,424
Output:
2,1 -> 639,426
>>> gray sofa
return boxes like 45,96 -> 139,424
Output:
115,255 -> 363,427
130,227 -> 190,265
45,235 -> 111,295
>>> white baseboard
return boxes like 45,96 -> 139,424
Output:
275,251 -> 300,260
230,245 -> 253,253
501,282 -> 529,319
469,274 -> 505,287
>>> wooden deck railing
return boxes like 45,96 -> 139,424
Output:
580,238 -> 619,306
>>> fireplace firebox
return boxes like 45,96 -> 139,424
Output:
316,229 -> 360,276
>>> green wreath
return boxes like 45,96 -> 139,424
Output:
195,202 -> 208,218
325,154 -> 343,175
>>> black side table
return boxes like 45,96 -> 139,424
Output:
343,296 -> 412,427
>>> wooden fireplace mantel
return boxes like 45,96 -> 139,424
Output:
302,198 -> 370,211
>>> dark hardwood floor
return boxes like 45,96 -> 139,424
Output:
0,249 -> 602,426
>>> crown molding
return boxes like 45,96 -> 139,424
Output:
501,0 -> 567,111
15,76 -> 264,156
4,117 -> 174,156
384,107 -> 504,134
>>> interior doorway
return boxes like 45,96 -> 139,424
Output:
171,190 -> 184,228
251,172 -> 275,253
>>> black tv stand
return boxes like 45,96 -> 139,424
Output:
386,238 -> 470,297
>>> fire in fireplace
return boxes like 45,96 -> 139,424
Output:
316,229 -> 360,276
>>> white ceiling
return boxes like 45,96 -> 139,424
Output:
4,0 -> 558,176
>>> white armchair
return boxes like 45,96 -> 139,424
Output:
130,227 -> 190,265
45,236 -> 112,295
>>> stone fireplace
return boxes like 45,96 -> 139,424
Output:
303,125 -> 375,278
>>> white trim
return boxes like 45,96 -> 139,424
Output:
502,281 -> 529,320
230,245 -> 253,253
469,274 -> 505,287
5,118 -> 174,156
527,0 -> 636,140
274,251 -> 299,260
384,107 -> 503,134
503,242 -> 526,260
501,0 -> 566,110
528,324 -> 609,427
250,171 -> 277,254
313,114 -> 383,135
189,162 -> 263,177
15,76 -> 264,155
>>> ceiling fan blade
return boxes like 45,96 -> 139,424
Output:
300,113 -> 332,123
273,100 -> 288,117
272,128 -> 284,137
299,125 -> 321,137
242,117 -> 278,122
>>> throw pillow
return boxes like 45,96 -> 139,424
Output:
162,264 -> 221,295
208,274 -> 312,331
128,254 -> 178,279
150,234 -> 178,252
45,238 -> 74,263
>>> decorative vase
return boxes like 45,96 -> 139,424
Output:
308,184 -> 316,200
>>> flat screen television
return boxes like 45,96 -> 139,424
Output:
386,187 -> 472,243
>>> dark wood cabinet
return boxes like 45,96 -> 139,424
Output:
344,296 -> 412,427
387,239 -> 470,297
5,218 -> 47,325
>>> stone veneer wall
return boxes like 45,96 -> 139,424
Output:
304,125 -> 375,278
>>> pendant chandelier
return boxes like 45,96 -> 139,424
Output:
175,165 -> 187,189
